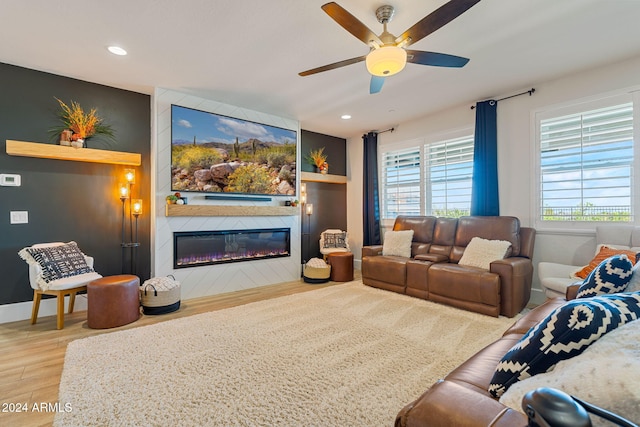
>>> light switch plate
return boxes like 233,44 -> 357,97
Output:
10,211 -> 28,224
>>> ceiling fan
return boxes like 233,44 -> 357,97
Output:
299,0 -> 481,94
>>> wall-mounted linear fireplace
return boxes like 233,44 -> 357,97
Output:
173,228 -> 290,269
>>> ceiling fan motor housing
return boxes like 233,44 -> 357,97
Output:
376,5 -> 395,24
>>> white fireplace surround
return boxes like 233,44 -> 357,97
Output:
153,88 -> 302,300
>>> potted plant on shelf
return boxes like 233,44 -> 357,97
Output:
50,98 -> 115,148
306,147 -> 329,174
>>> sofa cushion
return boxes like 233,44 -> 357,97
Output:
574,245 -> 639,279
362,255 -> 408,287
382,230 -> 414,258
393,215 -> 436,245
499,319 -> 640,424
576,254 -> 633,298
429,264 -> 500,310
488,292 -> 640,398
458,237 -> 511,270
454,216 -> 520,257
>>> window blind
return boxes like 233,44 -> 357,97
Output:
540,102 -> 634,221
425,136 -> 474,217
381,147 -> 421,218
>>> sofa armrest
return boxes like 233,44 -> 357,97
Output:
490,257 -> 533,317
565,283 -> 581,300
395,380 -> 526,427
537,261 -> 581,279
362,245 -> 383,257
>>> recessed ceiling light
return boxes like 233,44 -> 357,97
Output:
341,114 -> 352,120
107,46 -> 127,56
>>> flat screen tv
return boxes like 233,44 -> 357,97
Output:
171,104 -> 297,197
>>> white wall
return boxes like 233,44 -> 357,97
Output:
347,55 -> 640,304
153,89 -> 302,300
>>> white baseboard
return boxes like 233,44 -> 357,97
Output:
0,294 -> 88,324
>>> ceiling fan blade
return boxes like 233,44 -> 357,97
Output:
406,50 -> 469,68
370,76 -> 385,94
299,55 -> 366,76
396,0 -> 481,47
322,2 -> 382,46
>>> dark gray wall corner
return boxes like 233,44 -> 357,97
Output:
0,62 -> 151,305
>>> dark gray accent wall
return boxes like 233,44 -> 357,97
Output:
302,182 -> 348,261
300,130 -> 347,262
0,63 -> 151,305
301,129 -> 347,175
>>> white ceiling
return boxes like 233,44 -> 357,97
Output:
2,0 -> 640,139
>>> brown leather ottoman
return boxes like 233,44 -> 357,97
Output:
88,275 -> 140,329
327,252 -> 354,282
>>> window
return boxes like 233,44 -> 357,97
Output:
425,136 -> 474,217
539,101 -> 634,222
381,135 -> 474,219
381,147 -> 421,218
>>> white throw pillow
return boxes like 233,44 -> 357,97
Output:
382,230 -> 414,258
458,237 -> 511,270
626,262 -> 640,293
499,320 -> 640,426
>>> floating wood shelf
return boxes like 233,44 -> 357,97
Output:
166,204 -> 298,217
5,140 -> 141,166
300,171 -> 347,184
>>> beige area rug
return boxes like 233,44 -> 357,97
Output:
56,281 -> 518,427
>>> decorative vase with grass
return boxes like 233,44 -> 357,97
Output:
49,98 -> 115,148
307,147 -> 329,174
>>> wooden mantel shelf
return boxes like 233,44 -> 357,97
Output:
300,171 -> 347,184
6,139 -> 141,166
166,204 -> 298,217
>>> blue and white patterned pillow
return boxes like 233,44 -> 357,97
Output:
489,292 -> 640,398
576,254 -> 633,298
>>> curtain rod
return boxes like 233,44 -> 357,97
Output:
366,127 -> 394,135
470,88 -> 535,109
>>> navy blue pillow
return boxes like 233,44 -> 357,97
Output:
576,254 -> 633,298
489,292 -> 640,398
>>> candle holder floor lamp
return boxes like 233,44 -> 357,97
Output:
119,168 -> 142,275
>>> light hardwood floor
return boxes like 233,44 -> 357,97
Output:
0,276 -> 353,427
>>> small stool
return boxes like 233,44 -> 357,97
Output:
88,275 -> 140,329
327,252 -> 354,282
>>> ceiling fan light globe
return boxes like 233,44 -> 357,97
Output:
366,46 -> 407,77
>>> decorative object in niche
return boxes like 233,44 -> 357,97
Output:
306,147 -> 329,174
166,192 -> 183,205
50,97 -> 115,148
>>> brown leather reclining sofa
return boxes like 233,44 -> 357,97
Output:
361,216 -> 536,318
395,286 -> 580,427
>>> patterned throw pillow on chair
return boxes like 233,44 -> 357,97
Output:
576,254 -> 633,298
19,241 -> 94,284
323,232 -> 347,249
488,292 -> 640,398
